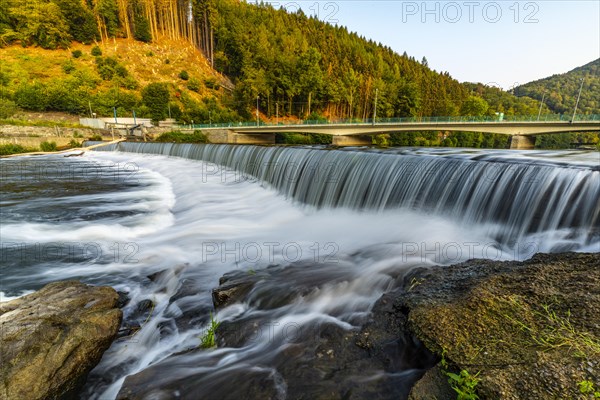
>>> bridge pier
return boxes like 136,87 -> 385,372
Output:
204,130 -> 275,145
509,135 -> 536,150
332,135 -> 373,147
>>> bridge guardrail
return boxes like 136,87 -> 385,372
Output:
175,114 -> 600,130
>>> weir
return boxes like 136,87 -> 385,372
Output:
90,142 -> 600,245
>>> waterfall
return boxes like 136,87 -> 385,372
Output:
90,142 -> 600,245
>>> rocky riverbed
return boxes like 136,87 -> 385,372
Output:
117,252 -> 599,399
2,253 -> 598,399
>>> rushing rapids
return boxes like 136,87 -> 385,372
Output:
1,144 -> 598,399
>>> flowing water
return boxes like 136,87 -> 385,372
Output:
1,144 -> 598,399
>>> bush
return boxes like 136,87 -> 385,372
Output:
96,56 -> 129,80
14,83 -> 49,111
88,133 -> 103,141
40,141 -> 57,151
178,70 -> 189,81
46,81 -> 87,113
68,139 -> 81,148
155,130 -> 208,143
0,98 -> 17,119
91,45 -> 102,56
186,78 -> 201,92
62,59 -> 76,74
204,77 -> 219,89
0,143 -> 33,155
71,49 -> 83,58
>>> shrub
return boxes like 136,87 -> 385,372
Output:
186,78 -> 201,92
68,139 -> 81,148
0,98 -> 17,119
40,141 -> 57,151
88,133 -> 103,141
96,56 -> 129,80
155,130 -> 208,143
0,143 -> 32,155
204,77 -> 219,89
91,45 -> 102,56
71,49 -> 83,58
14,83 -> 49,111
178,70 -> 189,81
62,59 -> 76,74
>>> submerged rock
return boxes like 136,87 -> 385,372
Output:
0,281 -> 122,400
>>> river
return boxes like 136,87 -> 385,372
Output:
1,144 -> 598,398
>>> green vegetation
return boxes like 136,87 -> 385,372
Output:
200,313 -> 220,349
446,370 -> 480,400
0,0 -> 596,149
503,300 -> 600,359
142,83 -> 170,123
515,59 -> 600,115
440,350 -> 480,400
88,133 -> 103,141
536,132 -> 600,150
578,380 -> 600,398
178,70 -> 189,81
275,132 -> 332,145
155,130 -> 208,143
39,141 -> 57,151
0,143 -> 36,155
0,98 -> 17,118
91,45 -> 102,56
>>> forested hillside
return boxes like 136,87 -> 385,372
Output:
0,0 -> 596,148
513,59 -> 600,115
1,0 -> 542,121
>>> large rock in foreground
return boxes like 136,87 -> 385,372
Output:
405,252 -> 600,399
0,281 -> 122,400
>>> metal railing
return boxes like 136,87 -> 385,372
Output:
176,114 -> 600,130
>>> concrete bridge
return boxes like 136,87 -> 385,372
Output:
180,115 -> 600,149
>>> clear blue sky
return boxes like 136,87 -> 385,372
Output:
260,1 -> 600,89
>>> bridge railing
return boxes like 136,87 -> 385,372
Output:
176,114 -> 600,130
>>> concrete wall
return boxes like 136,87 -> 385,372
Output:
0,125 -> 100,149
509,135 -> 536,150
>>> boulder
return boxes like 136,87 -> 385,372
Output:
405,252 -> 600,399
0,281 -> 122,400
